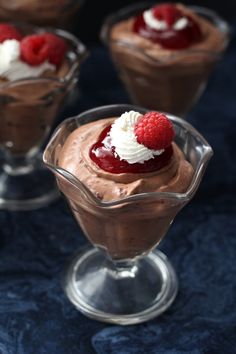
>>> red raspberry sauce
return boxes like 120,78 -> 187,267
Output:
89,125 -> 173,174
133,13 -> 202,50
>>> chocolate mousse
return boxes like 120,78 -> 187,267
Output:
0,23 -> 81,155
103,3 -> 229,116
57,110 -> 194,259
0,0 -> 83,27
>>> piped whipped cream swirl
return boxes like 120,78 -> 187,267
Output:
0,39 -> 55,81
109,111 -> 164,164
143,9 -> 188,31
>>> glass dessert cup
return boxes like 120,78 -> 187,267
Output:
0,0 -> 86,28
0,24 -> 87,211
43,104 -> 213,325
101,4 -> 230,117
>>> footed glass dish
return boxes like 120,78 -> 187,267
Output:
43,104 -> 213,324
0,23 -> 87,211
101,4 -> 229,117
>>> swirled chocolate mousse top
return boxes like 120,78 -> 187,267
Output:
58,110 -> 194,201
110,3 -> 227,62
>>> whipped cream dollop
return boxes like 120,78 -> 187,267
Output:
109,111 -> 164,164
143,9 -> 188,31
0,39 -> 56,81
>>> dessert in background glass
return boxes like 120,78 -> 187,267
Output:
0,0 -> 86,27
0,23 -> 87,211
43,104 -> 213,325
101,3 -> 229,116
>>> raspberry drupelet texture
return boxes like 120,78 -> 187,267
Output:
134,112 -> 175,150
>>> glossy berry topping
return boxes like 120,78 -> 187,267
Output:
133,3 -> 202,49
20,33 -> 66,66
90,125 -> 173,174
0,23 -> 22,43
134,112 -> 175,150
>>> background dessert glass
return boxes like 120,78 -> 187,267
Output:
0,24 -> 87,211
0,0 -> 86,27
43,104 -> 213,325
101,4 -> 230,117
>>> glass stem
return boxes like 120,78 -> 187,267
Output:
107,258 -> 139,279
3,150 -> 34,176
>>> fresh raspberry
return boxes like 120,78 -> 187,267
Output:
152,3 -> 183,27
134,112 -> 175,150
20,33 -> 66,66
42,33 -> 67,66
0,23 -> 22,43
20,34 -> 49,66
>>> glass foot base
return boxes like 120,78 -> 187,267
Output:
0,156 -> 60,211
63,247 -> 178,325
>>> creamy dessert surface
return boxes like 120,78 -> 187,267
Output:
0,0 -> 81,25
110,4 -> 227,63
58,118 -> 194,202
0,58 -> 70,83
0,59 -> 70,99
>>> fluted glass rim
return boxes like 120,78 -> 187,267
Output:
101,3 -> 230,63
0,22 -> 87,89
43,104 -> 213,208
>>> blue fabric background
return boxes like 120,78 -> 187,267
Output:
0,23 -> 236,354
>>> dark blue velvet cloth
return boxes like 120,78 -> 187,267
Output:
1,23 -> 236,354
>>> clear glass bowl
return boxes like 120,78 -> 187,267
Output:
0,0 -> 86,27
101,4 -> 230,117
0,23 -> 87,211
43,104 -> 213,324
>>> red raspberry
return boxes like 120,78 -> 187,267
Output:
20,33 -> 66,67
20,34 -> 49,66
134,112 -> 175,150
42,33 -> 67,66
152,3 -> 183,27
0,23 -> 22,43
